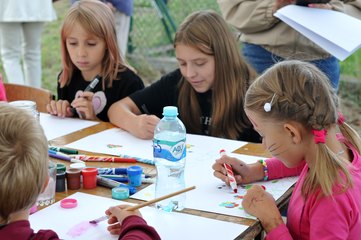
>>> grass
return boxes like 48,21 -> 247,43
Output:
0,0 -> 360,108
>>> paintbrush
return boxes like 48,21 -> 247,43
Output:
89,185 -> 196,224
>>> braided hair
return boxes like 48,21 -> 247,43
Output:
245,60 -> 360,197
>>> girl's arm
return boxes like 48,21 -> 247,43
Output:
213,155 -> 305,185
108,97 -> 160,140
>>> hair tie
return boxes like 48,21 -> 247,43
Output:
337,112 -> 345,125
311,129 -> 327,144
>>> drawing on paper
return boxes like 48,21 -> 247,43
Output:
234,195 -> 244,200
107,144 -> 122,148
66,221 -> 97,237
219,202 -> 239,208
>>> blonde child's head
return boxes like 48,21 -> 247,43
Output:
60,0 -> 125,89
245,60 -> 361,197
0,103 -> 48,224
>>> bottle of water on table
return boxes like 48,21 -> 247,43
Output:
154,106 -> 186,211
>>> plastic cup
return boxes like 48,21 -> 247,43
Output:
66,169 -> 81,190
37,160 -> 56,206
56,171 -> 66,192
127,166 -> 143,187
81,168 -> 98,189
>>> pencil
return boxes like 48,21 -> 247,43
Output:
126,185 -> 196,211
89,186 -> 196,224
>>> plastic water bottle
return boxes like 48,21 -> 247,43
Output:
154,106 -> 186,211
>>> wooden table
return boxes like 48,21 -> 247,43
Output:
49,121 -> 292,240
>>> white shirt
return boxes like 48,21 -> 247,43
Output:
0,0 -> 56,22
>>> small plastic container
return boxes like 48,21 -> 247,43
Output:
66,169 -> 81,190
56,171 -> 66,192
56,163 -> 66,173
81,168 -> 98,189
112,187 -> 130,200
126,166 -> 143,187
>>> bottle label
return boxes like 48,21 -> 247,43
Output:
153,138 -> 186,162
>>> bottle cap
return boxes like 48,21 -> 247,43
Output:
112,187 -> 129,200
60,198 -> 78,209
126,166 -> 143,176
56,163 -> 66,173
126,166 -> 143,187
163,106 -> 178,117
70,162 -> 86,170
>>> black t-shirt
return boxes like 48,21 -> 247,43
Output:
58,68 -> 144,122
130,69 -> 260,143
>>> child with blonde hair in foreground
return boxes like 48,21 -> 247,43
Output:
213,60 -> 361,239
0,102 -> 159,240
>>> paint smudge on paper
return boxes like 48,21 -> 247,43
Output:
66,221 -> 97,237
107,144 -> 122,148
186,144 -> 194,153
219,202 -> 239,208
234,195 -> 244,200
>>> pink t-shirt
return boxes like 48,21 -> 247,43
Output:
265,137 -> 361,240
0,74 -> 7,101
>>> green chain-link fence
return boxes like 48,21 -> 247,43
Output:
129,0 -> 220,57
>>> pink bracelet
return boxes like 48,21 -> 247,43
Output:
259,159 -> 269,181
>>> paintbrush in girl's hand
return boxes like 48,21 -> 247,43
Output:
89,215 -> 109,224
89,186 -> 196,224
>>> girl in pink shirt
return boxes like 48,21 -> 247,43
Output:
213,60 -> 361,239
0,74 -> 7,101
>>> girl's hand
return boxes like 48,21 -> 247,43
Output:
46,99 -> 74,118
105,205 -> 142,235
242,185 -> 283,232
212,155 -> 263,185
132,114 -> 160,139
71,91 -> 97,120
307,3 -> 332,9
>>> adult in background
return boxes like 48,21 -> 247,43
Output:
0,0 -> 56,88
217,0 -> 361,90
71,0 -> 133,57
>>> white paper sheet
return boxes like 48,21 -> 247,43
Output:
65,129 -> 248,164
274,5 -> 361,60
132,150 -> 298,219
65,129 -> 297,219
29,192 -> 248,240
40,113 -> 99,140
65,128 -> 154,161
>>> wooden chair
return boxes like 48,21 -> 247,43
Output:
4,83 -> 54,113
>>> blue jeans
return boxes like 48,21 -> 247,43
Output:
242,43 -> 340,90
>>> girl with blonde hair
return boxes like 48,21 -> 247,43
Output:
213,60 -> 361,239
